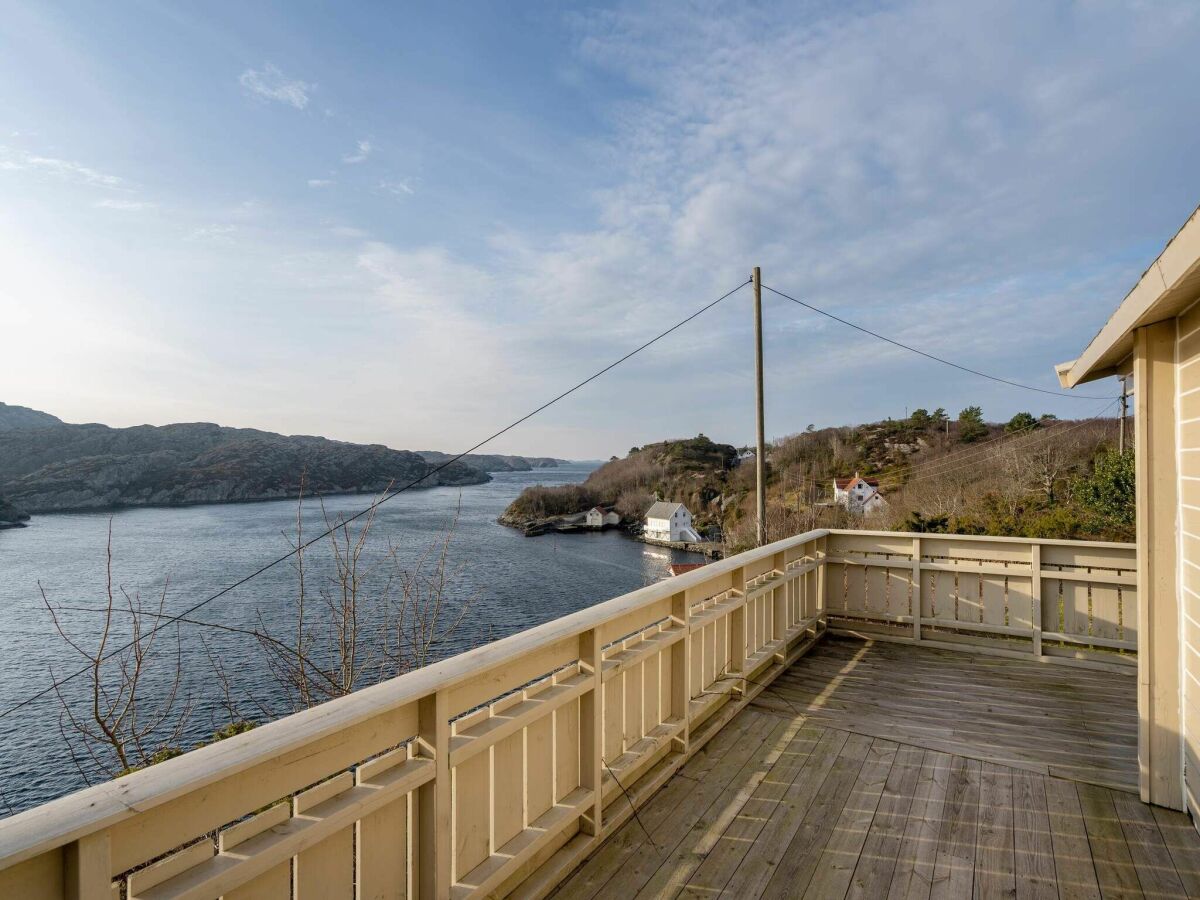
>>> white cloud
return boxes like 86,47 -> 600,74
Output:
376,178 -> 413,197
95,198 -> 155,211
307,179 -> 334,188
342,139 -> 371,164
0,146 -> 124,188
189,224 -> 238,241
238,64 -> 313,110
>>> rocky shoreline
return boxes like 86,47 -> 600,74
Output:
497,509 -> 627,537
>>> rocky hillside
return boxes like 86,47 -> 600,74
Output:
417,451 -> 566,472
0,402 -> 64,431
0,407 -> 491,514
501,435 -> 737,532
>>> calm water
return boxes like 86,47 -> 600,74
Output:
0,464 -> 702,815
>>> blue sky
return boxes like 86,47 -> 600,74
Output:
2,1 -> 1199,458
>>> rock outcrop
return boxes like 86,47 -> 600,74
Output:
0,413 -> 491,514
0,494 -> 30,529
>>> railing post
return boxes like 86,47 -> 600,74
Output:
578,628 -> 604,836
65,831 -> 110,900
1031,542 -> 1043,659
772,552 -> 787,641
911,537 -> 922,643
417,690 -> 450,900
671,591 -> 691,751
730,568 -> 746,687
816,535 -> 828,625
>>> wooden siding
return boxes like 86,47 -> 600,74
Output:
1180,308 -> 1200,821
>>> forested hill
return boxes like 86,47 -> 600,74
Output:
501,408 -> 1133,549
0,403 -> 491,514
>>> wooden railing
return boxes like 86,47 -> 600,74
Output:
0,530 -> 1135,899
823,530 -> 1137,668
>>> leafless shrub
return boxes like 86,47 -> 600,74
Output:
40,520 -> 192,782
255,484 -> 474,713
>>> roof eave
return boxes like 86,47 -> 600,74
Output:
1058,204 -> 1200,388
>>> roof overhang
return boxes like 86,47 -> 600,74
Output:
1056,204 -> 1200,388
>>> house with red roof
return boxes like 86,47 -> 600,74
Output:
833,473 -> 887,514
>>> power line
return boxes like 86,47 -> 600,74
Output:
0,278 -> 752,723
762,284 -> 1112,401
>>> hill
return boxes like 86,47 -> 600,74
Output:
417,451 -> 567,472
0,406 -> 491,514
502,409 -> 1132,549
500,435 -> 737,532
0,402 -> 64,431
734,407 -> 1130,548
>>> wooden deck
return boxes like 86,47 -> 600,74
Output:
553,636 -> 1200,899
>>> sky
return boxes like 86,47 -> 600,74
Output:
1,1 -> 1199,459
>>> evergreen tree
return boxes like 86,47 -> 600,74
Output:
957,406 -> 988,443
1005,411 -> 1039,433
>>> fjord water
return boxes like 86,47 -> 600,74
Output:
0,464 -> 703,815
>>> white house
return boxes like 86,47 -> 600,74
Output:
644,501 -> 702,542
585,507 -> 620,529
833,473 -> 887,514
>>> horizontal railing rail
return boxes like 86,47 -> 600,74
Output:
0,529 -> 1136,899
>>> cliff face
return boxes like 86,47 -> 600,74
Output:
0,419 -> 490,514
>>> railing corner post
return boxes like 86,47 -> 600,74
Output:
1031,542 -> 1043,659
816,535 -> 828,627
911,536 -> 922,643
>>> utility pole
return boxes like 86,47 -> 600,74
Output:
753,266 -> 767,547
1118,376 -> 1128,453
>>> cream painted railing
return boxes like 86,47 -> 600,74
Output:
822,530 -> 1137,667
0,529 -> 1135,899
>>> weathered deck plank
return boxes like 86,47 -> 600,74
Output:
549,636 -> 1195,900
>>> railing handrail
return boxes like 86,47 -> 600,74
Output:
0,527 -> 830,868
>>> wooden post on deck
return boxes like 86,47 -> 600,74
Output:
1134,321 -> 1183,810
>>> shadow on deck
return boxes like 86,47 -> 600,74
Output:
553,636 -> 1200,899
